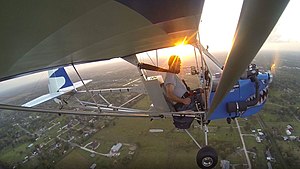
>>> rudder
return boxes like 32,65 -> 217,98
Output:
48,68 -> 73,93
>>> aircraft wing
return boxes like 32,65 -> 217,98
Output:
0,0 -> 204,81
22,92 -> 67,107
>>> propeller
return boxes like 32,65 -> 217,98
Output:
209,0 -> 289,115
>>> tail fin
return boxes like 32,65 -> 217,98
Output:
48,67 -> 73,93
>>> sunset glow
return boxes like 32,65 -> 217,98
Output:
136,44 -> 197,68
174,37 -> 188,46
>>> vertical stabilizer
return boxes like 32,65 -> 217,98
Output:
48,68 -> 73,93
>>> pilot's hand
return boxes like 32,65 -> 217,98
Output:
182,97 -> 191,105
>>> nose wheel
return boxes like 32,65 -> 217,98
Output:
196,146 -> 218,169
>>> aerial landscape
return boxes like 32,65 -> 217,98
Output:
0,50 -> 299,169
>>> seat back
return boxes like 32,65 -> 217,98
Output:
143,75 -> 175,112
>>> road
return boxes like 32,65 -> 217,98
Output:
235,118 -> 252,169
55,120 -> 111,157
122,78 -> 141,87
16,123 -> 35,137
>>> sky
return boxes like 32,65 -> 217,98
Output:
140,0 -> 300,64
200,0 -> 300,52
0,58 -> 123,99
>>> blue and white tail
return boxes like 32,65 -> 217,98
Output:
48,67 -> 73,93
22,67 -> 92,107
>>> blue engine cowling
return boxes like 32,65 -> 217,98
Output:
208,70 -> 272,121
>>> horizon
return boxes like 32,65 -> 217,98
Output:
0,49 -> 299,101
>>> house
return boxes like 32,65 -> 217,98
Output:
110,143 -> 122,153
289,136 -> 297,141
282,136 -> 289,141
258,131 -> 264,136
149,129 -> 164,133
90,141 -> 100,150
267,157 -> 275,161
256,136 -> 262,143
220,160 -> 230,169
287,124 -> 293,131
266,149 -> 275,162
90,163 -> 96,169
286,124 -> 294,135
258,131 -> 266,139
286,130 -> 292,136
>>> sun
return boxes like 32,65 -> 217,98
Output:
136,37 -> 199,67
136,43 -> 197,67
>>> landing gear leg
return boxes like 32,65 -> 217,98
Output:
204,124 -> 208,146
184,129 -> 201,149
197,124 -> 218,169
186,116 -> 218,169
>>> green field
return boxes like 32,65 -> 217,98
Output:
55,92 -> 299,169
53,95 -> 253,169
1,97 -> 299,169
55,116 -> 201,169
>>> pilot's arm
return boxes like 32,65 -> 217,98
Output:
165,84 -> 191,105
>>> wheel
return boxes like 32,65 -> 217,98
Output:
196,146 -> 218,169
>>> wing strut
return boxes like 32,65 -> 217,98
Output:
71,63 -> 101,112
0,103 -> 203,118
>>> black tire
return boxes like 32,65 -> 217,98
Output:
196,146 -> 218,169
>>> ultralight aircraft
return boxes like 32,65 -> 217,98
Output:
0,0 -> 290,168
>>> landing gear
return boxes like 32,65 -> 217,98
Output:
196,146 -> 218,169
182,115 -> 218,169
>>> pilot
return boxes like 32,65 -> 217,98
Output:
164,55 -> 203,111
